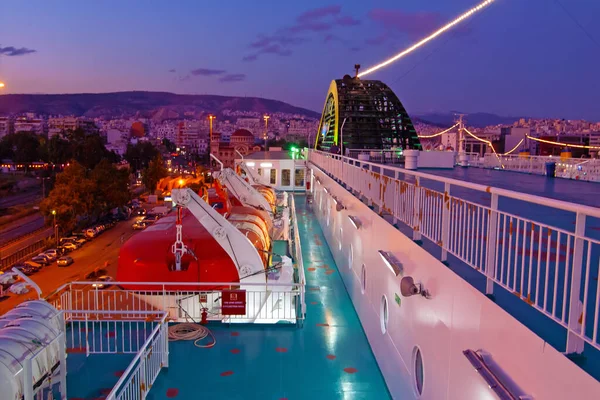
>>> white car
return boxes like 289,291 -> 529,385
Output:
44,249 -> 59,259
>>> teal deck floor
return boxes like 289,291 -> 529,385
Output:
61,194 -> 391,399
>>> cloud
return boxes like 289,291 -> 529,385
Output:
349,46 -> 361,52
368,9 -> 442,38
168,69 -> 176,73
296,5 -> 342,23
0,46 -> 37,56
219,73 -> 246,83
242,54 -> 258,62
190,68 -> 226,76
242,5 -> 360,62
336,16 -> 360,26
178,75 -> 191,82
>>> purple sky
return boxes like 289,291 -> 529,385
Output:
1,0 -> 599,120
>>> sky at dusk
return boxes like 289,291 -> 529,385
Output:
1,0 -> 599,120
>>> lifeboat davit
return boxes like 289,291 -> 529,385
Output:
117,187 -> 273,291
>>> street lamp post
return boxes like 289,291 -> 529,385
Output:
263,115 -> 270,151
51,210 -> 58,247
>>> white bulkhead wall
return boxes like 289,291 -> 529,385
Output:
310,167 -> 600,400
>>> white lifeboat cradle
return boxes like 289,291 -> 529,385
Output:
0,271 -> 67,400
157,161 -> 297,324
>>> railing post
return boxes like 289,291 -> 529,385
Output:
441,182 -> 451,263
140,352 -> 147,399
162,322 -> 169,368
59,331 -> 68,400
392,170 -> 400,225
485,193 -> 499,295
412,176 -> 422,242
566,212 -> 586,354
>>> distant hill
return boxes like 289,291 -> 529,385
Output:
415,112 -> 523,128
0,91 -> 321,121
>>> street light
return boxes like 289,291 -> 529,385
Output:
263,115 -> 270,151
178,179 -> 184,187
51,210 -> 58,247
0,82 -> 5,89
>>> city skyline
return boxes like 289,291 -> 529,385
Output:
1,0 -> 599,120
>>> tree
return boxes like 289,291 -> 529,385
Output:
90,159 -> 130,215
40,162 -> 96,233
0,132 -> 42,164
142,154 -> 168,193
124,141 -> 159,172
162,138 -> 177,153
47,135 -> 73,165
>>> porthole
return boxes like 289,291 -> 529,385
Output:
338,227 -> 343,250
380,295 -> 389,334
348,244 -> 353,269
413,346 -> 424,396
361,264 -> 366,294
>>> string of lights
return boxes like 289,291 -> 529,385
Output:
418,123 -> 459,139
526,135 -> 600,150
463,127 -> 504,168
502,138 -> 525,155
358,0 -> 496,77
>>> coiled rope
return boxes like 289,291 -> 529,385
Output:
168,323 -> 216,348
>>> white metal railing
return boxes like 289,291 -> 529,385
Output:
290,195 -> 306,318
309,149 -> 600,354
105,312 -> 168,400
65,310 -> 164,355
50,280 -> 305,324
479,153 -> 600,182
346,148 -> 404,164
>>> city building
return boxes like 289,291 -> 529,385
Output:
14,115 -> 46,135
210,129 -> 261,168
0,117 -> 14,139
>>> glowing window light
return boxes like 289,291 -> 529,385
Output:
260,162 -> 273,167
246,162 -> 255,167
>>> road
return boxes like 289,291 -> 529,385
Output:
0,218 -> 141,315
0,214 -> 45,246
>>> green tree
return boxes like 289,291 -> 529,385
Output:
64,128 -> 118,169
90,159 -> 131,214
162,138 -> 177,153
124,141 -> 159,172
47,135 -> 73,165
142,154 -> 168,193
40,162 -> 96,232
0,132 -> 42,164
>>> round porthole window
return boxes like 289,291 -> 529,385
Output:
361,264 -> 366,294
413,346 -> 424,396
380,295 -> 389,334
349,244 -> 353,269
338,227 -> 343,250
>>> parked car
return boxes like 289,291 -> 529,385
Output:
24,260 -> 44,269
11,264 -> 38,276
134,208 -> 146,216
57,256 -> 74,267
62,242 -> 78,251
91,276 -> 114,289
31,255 -> 52,265
44,249 -> 60,259
37,252 -> 56,262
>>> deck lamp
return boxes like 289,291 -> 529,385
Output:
378,250 -> 404,276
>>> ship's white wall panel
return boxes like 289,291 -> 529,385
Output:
310,166 -> 600,400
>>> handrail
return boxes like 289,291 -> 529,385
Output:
289,195 -> 306,318
106,312 -> 168,400
316,150 -> 600,218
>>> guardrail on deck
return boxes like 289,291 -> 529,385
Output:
51,280 -> 305,324
289,195 -> 306,319
475,153 -> 600,182
309,149 -> 600,355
